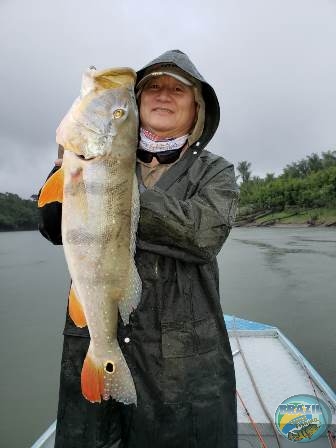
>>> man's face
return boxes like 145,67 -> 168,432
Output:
139,75 -> 196,138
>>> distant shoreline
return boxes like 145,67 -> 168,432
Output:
2,208 -> 336,231
235,207 -> 336,228
234,222 -> 336,228
1,224 -> 336,233
0,228 -> 39,232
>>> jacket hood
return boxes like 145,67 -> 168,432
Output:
136,49 -> 220,150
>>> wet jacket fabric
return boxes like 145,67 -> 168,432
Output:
39,50 -> 239,448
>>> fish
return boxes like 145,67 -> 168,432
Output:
38,67 -> 141,405
287,423 -> 320,441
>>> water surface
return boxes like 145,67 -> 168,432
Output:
0,228 -> 335,447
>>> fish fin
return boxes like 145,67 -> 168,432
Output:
118,174 -> 141,324
130,174 -> 140,256
38,168 -> 64,207
81,348 -> 105,403
118,260 -> 141,324
68,284 -> 87,328
81,342 -> 137,405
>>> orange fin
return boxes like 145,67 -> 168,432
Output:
68,284 -> 87,328
81,352 -> 104,403
38,168 -> 64,207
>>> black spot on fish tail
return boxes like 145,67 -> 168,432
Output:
104,361 -> 115,374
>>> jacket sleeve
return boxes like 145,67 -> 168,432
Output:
137,162 -> 239,264
38,166 -> 63,245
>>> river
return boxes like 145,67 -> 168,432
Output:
0,228 -> 335,447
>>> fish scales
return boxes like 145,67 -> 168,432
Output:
38,67 -> 141,404
64,157 -> 135,299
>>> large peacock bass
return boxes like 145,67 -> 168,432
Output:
38,67 -> 141,404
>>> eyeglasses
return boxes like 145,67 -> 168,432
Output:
137,147 -> 183,164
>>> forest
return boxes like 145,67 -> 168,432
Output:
0,150 -> 335,231
236,150 -> 336,226
0,193 -> 39,231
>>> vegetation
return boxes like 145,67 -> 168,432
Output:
1,150 -> 336,231
236,150 -> 336,227
0,193 -> 39,231
237,160 -> 252,183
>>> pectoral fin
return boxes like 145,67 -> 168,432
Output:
38,168 -> 64,207
68,284 -> 87,328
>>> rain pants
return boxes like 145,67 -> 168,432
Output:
39,50 -> 239,448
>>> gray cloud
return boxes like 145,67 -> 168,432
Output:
1,0 -> 335,196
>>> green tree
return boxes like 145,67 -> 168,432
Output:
0,193 -> 39,231
321,150 -> 336,168
265,173 -> 275,183
237,161 -> 252,183
307,153 -> 323,173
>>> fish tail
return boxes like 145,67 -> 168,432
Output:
81,342 -> 137,405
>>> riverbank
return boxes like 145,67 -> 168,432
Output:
235,207 -> 336,227
0,192 -> 38,231
2,209 -> 336,231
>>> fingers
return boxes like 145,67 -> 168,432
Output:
58,144 -> 65,158
54,158 -> 63,167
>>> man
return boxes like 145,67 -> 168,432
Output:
39,49 -> 239,448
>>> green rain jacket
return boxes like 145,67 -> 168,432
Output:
39,49 -> 239,448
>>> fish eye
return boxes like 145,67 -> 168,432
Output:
112,109 -> 125,119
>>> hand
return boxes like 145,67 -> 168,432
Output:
54,158 -> 63,167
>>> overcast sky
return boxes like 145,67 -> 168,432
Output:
1,0 -> 336,198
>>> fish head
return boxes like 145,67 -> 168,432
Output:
56,67 -> 138,160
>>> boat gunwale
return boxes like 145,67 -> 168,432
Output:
30,421 -> 56,448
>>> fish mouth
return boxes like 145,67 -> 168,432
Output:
76,154 -> 97,161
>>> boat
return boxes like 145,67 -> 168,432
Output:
31,315 -> 336,448
226,315 -> 336,447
